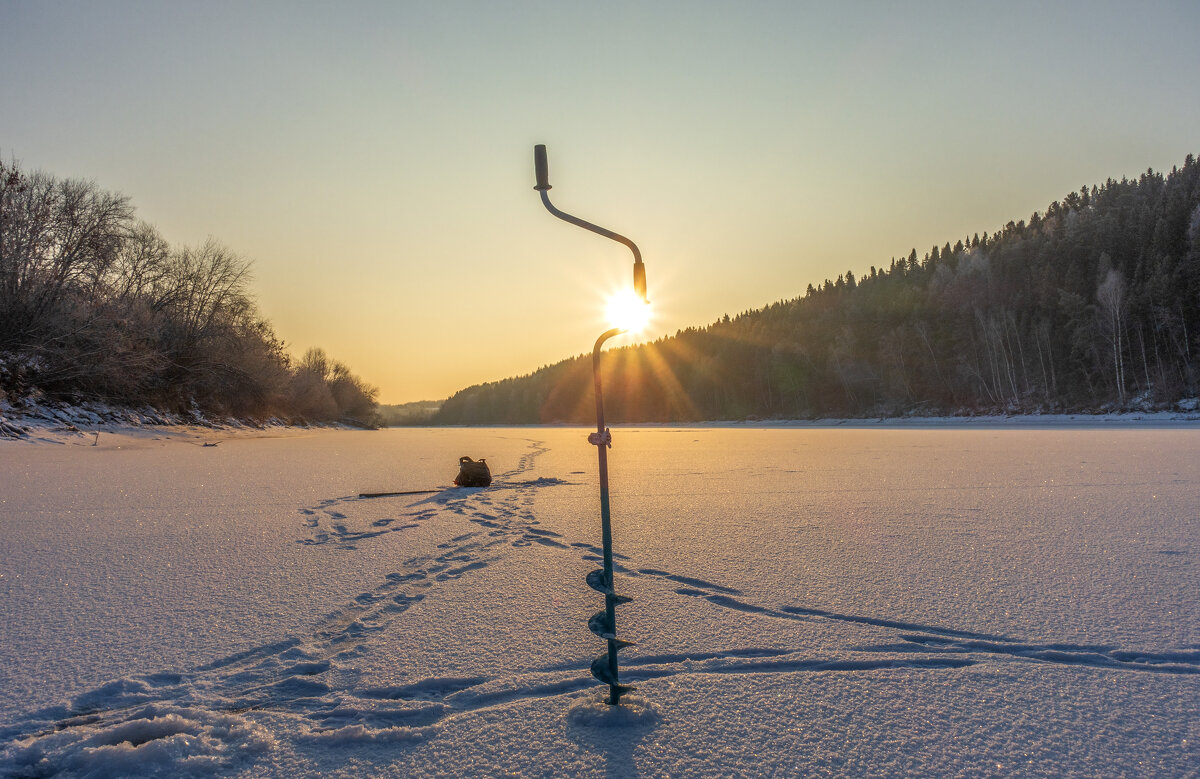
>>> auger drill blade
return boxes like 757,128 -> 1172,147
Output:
590,652 -> 637,693
588,610 -> 615,640
585,569 -> 611,594
587,612 -> 635,646
590,652 -> 620,684
586,569 -> 632,603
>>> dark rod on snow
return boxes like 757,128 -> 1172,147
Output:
535,145 -> 648,303
358,489 -> 444,498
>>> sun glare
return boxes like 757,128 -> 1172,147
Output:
605,289 -> 652,334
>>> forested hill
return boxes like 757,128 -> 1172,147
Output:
436,155 -> 1200,424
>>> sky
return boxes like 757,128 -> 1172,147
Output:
2,1 -> 1198,403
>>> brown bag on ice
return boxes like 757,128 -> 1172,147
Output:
454,456 -> 492,487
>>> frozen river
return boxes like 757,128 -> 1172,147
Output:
1,425 -> 1198,776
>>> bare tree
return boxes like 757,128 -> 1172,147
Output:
1096,266 -> 1127,402
0,162 -> 133,346
160,239 -> 253,350
293,347 -> 379,420
107,221 -> 172,303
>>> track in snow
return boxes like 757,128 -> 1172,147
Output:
4,436 -> 1197,774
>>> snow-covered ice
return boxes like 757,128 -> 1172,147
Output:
1,425 -> 1197,776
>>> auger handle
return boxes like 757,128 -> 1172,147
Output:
534,144 -> 551,191
532,145 -> 643,266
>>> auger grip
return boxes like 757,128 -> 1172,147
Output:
534,144 -> 551,191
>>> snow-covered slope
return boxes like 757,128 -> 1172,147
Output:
1,426 -> 1197,776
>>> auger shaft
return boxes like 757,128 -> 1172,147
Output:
592,327 -> 626,705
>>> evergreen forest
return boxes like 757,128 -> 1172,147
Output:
435,155 -> 1200,424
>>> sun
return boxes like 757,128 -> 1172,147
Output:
605,288 -> 652,334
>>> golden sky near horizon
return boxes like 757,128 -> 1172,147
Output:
2,1 -> 1198,403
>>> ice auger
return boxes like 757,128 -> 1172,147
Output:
534,144 -> 647,704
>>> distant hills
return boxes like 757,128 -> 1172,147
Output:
434,154 -> 1200,424
377,400 -> 442,426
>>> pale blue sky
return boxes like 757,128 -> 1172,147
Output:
3,1 -> 1197,401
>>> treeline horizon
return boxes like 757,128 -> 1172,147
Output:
0,159 -> 377,424
434,154 -> 1200,424
376,399 -> 443,427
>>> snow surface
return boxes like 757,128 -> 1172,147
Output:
1,425 -> 1198,777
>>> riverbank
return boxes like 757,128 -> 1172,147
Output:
0,397 -> 336,445
6,396 -> 1200,445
